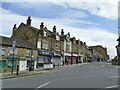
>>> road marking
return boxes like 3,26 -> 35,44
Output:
37,81 -> 51,88
96,85 -> 120,90
111,76 -> 120,78
105,85 -> 119,89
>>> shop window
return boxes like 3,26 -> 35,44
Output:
66,43 -> 70,52
42,41 -> 45,49
57,45 -> 60,51
46,42 -> 48,49
55,43 -> 58,51
26,49 -> 31,56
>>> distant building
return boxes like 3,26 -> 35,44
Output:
89,45 -> 108,62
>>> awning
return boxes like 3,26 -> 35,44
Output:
26,57 -> 37,61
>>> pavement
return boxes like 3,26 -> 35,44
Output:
1,63 -> 86,79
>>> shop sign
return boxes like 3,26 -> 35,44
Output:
54,53 -> 61,56
55,51 -> 60,54
64,52 -> 71,56
78,54 -> 84,57
1,48 -> 6,55
72,54 -> 78,56
38,50 -> 50,55
20,57 -> 25,61
26,56 -> 31,61
12,41 -> 16,48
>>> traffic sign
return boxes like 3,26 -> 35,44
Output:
12,41 -> 16,48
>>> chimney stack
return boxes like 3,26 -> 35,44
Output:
12,24 -> 17,35
40,22 -> 44,30
53,26 -> 56,33
26,16 -> 31,26
61,29 -> 64,35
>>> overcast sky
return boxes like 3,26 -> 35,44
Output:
0,0 -> 119,58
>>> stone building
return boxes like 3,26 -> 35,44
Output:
51,26 -> 61,66
0,36 -> 38,73
61,30 -> 72,65
89,45 -> 108,61
11,16 -> 38,48
37,22 -> 53,67
76,39 -> 84,63
11,16 -> 63,67
70,37 -> 79,64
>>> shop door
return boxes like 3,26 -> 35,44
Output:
19,60 -> 27,71
38,56 -> 44,66
72,56 -> 76,64
53,56 -> 61,66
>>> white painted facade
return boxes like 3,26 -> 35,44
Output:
19,60 -> 27,71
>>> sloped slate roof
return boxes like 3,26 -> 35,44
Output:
30,26 -> 40,32
1,36 -> 35,49
20,23 -> 61,39
20,23 -> 39,32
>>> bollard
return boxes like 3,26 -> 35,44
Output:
16,65 -> 19,75
58,63 -> 59,67
53,63 -> 55,68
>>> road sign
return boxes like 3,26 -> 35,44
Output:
12,41 -> 16,48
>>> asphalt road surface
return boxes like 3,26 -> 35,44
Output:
2,62 -> 120,90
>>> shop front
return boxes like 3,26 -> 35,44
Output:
38,50 -> 52,67
26,56 -> 37,71
7,54 -> 18,72
72,53 -> 78,64
78,54 -> 84,63
64,52 -> 72,65
19,57 -> 27,71
53,51 -> 61,66
0,59 -> 6,73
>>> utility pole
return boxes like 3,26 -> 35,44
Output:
11,48 -> 14,74
11,41 -> 16,74
29,36 -> 34,71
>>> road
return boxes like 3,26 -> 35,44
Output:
2,62 -> 120,90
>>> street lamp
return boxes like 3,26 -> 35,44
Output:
11,41 -> 16,74
116,37 -> 120,64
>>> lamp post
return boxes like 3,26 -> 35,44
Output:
11,48 -> 14,74
116,37 -> 120,62
11,41 -> 16,74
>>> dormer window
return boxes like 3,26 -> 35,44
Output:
56,35 -> 60,41
66,35 -> 70,41
43,31 -> 47,37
